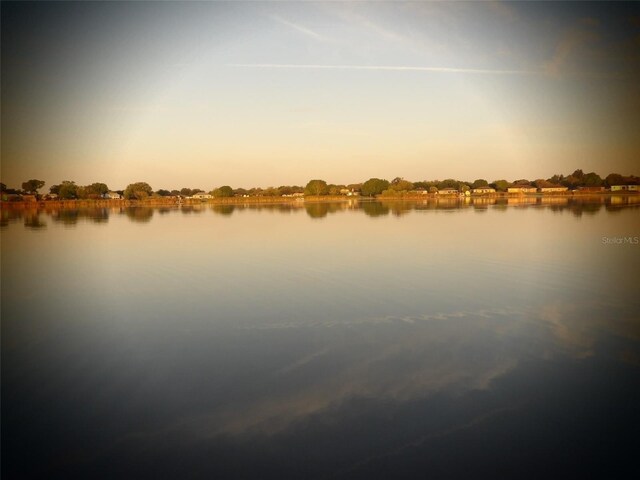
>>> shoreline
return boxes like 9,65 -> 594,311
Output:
1,191 -> 637,210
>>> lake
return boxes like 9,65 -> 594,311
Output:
2,198 -> 639,479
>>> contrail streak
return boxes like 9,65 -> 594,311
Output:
227,63 -> 540,75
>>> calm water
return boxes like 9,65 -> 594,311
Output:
2,198 -> 640,479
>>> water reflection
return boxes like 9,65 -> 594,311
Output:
2,196 -> 639,227
1,197 -> 638,479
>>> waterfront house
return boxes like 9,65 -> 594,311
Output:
577,186 -> 605,192
611,185 -> 639,192
539,186 -> 568,193
472,187 -> 496,194
507,186 -> 537,193
437,188 -> 459,195
103,191 -> 122,199
191,192 -> 213,200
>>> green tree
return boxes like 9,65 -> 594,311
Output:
124,182 -> 153,200
390,179 -> 414,192
85,182 -> 109,196
471,179 -> 489,189
361,178 -> 390,196
21,179 -> 45,194
534,178 -> 553,188
58,181 -> 78,199
491,180 -> 509,192
304,179 -> 329,196
212,185 -> 234,198
561,175 -> 582,189
583,172 -> 603,187
156,189 -> 171,196
605,173 -> 623,187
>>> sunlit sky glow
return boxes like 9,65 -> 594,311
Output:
2,1 -> 639,190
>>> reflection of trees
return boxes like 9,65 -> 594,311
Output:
305,203 -> 330,219
181,205 -> 205,214
1,209 -> 22,227
212,205 -> 235,216
387,202 -> 412,217
87,208 -> 109,223
125,207 -> 154,223
305,202 -> 343,219
24,213 -> 47,229
361,202 -> 390,217
53,209 -> 80,226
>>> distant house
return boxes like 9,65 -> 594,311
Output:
191,192 -> 212,200
437,188 -> 459,195
103,192 -> 122,199
507,186 -> 536,193
43,193 -> 59,200
539,186 -> 568,193
611,185 -> 639,192
472,187 -> 495,194
577,186 -> 605,192
412,188 -> 428,195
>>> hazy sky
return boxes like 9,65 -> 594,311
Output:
2,1 -> 639,190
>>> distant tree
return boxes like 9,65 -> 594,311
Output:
491,180 -> 509,192
85,183 -> 109,196
49,184 -> 61,195
361,178 -> 389,196
261,187 -> 280,197
347,183 -> 362,192
561,175 -> 582,189
212,185 -> 234,198
278,185 -> 293,196
0,183 -> 6,192
233,187 -> 249,196
534,178 -> 553,188
547,174 -> 564,185
58,181 -> 78,199
605,173 -> 624,187
437,179 -> 459,190
512,179 -> 531,186
156,189 -> 171,196
180,188 -> 194,197
571,169 -> 584,180
124,182 -> 153,200
170,189 -> 181,196
471,179 -> 489,189
327,184 -> 342,195
389,179 -> 414,192
21,179 -> 45,194
583,172 -> 603,187
304,179 -> 329,196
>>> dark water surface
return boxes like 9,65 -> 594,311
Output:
2,199 -> 640,479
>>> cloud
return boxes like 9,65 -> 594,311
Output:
227,63 -> 539,76
267,14 -> 325,41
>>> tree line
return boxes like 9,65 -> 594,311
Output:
1,169 -> 638,201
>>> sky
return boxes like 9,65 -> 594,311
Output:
2,1 -> 639,191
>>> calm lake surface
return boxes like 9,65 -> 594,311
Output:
2,198 -> 639,479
